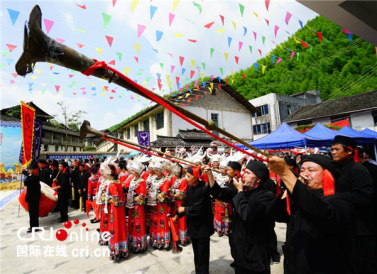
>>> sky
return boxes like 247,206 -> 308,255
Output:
0,0 -> 317,130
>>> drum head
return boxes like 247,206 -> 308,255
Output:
40,182 -> 58,201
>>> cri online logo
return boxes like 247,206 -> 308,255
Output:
17,218 -> 110,242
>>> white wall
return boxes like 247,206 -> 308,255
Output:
250,94 -> 278,128
351,111 -> 376,131
171,106 -> 208,136
171,106 -> 253,139
96,141 -> 113,152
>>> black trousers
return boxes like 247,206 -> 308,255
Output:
191,237 -> 210,274
270,226 -> 279,259
81,192 -> 88,211
72,185 -> 80,208
235,264 -> 270,274
58,195 -> 69,221
354,235 -> 377,274
27,199 -> 39,228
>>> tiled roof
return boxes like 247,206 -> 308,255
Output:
170,78 -> 259,114
285,90 -> 377,123
151,129 -> 214,148
1,101 -> 53,119
178,129 -> 214,140
151,136 -> 212,148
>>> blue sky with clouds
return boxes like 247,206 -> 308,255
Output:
1,0 -> 317,130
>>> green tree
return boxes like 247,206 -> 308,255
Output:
49,101 -> 87,151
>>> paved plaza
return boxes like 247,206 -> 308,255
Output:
0,193 -> 285,273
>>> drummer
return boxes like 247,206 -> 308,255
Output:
53,161 -> 70,223
22,161 -> 41,233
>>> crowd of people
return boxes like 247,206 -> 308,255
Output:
21,135 -> 376,274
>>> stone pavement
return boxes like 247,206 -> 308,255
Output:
0,194 -> 285,273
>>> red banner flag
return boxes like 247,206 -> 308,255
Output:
20,102 -> 35,165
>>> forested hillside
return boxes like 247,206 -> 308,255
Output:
228,16 -> 377,101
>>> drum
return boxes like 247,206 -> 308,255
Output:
19,182 -> 58,217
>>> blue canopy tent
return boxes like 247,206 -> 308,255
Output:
361,128 -> 377,139
245,123 -> 323,149
336,127 -> 376,144
360,128 -> 377,158
304,123 -> 338,145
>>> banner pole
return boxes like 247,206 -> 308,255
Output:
17,173 -> 23,217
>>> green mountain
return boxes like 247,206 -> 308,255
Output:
109,16 -> 376,131
228,16 -> 377,101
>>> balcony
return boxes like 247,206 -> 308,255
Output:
41,137 -> 84,147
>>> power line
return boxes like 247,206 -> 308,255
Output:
330,64 -> 377,99
245,39 -> 366,96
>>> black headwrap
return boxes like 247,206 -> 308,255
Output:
301,154 -> 339,178
333,135 -> 356,149
28,161 -> 38,170
227,161 -> 241,171
245,161 -> 269,182
187,166 -> 201,179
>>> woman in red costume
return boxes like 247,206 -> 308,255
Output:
147,161 -> 171,250
170,164 -> 190,245
213,159 -> 232,236
96,175 -> 109,246
126,160 -> 147,253
99,156 -> 128,260
87,163 -> 100,223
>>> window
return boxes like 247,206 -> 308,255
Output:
211,113 -> 219,136
44,145 -> 48,152
134,124 -> 139,137
252,104 -> 269,117
287,105 -> 292,115
253,123 -> 271,135
297,120 -> 312,126
143,119 -> 150,131
55,145 -> 59,151
126,128 -> 130,139
73,147 -> 76,152
331,116 -> 349,123
156,112 -> 164,130
119,132 -> 124,139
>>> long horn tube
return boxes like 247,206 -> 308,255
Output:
15,5 -> 268,158
80,120 -> 220,171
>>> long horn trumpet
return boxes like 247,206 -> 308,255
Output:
80,120 -> 220,172
16,5 -> 268,159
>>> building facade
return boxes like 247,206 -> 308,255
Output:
284,90 -> 377,131
249,90 -> 321,140
1,102 -> 84,153
111,81 -> 258,152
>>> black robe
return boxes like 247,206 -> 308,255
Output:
180,181 -> 214,239
79,171 -> 90,192
79,171 -> 90,209
56,171 -> 70,198
70,167 -> 80,205
274,180 -> 356,274
210,182 -> 276,273
56,170 -> 70,220
39,167 -> 51,187
24,175 -> 41,203
335,159 -> 375,235
362,161 -> 377,223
